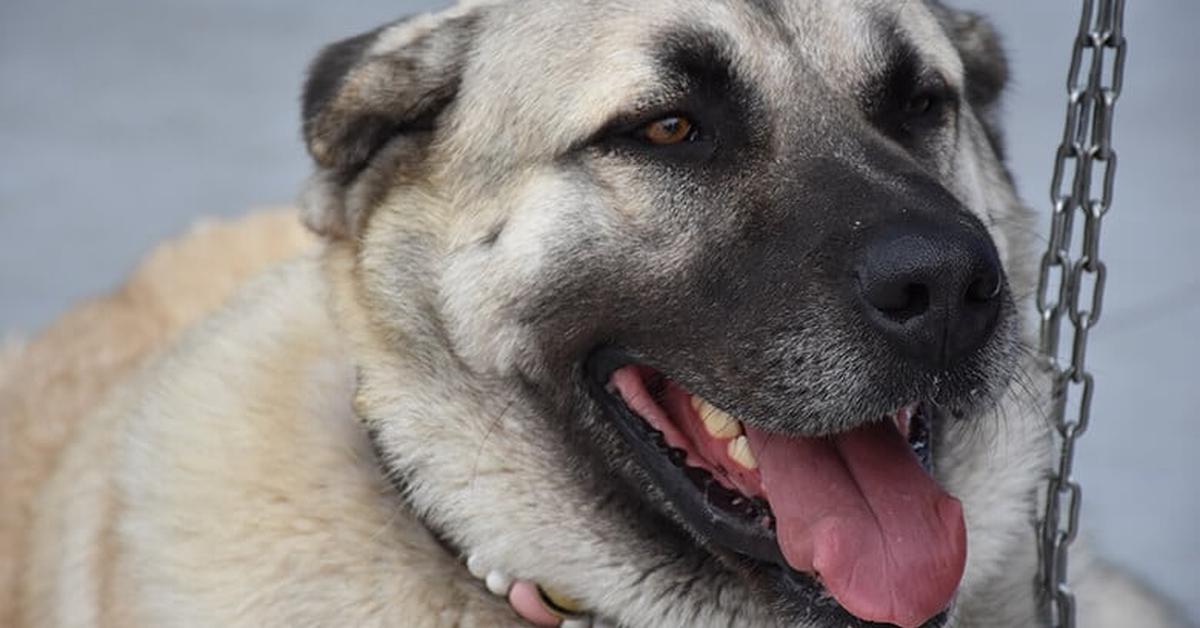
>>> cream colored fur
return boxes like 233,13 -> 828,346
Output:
20,255 -> 518,627
0,209 -> 316,627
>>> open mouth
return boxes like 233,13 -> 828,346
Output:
587,350 -> 966,628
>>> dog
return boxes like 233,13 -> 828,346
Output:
6,1 -> 1192,627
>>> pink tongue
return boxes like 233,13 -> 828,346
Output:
744,422 -> 966,628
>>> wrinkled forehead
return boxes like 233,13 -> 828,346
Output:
442,0 -> 963,162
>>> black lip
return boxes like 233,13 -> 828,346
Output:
586,348 -> 785,567
584,347 -> 950,628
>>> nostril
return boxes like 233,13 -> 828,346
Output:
964,272 -> 1001,305
864,279 -> 931,324
882,283 -> 930,323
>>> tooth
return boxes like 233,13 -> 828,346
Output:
727,435 -> 758,470
539,586 -> 586,615
690,396 -> 742,439
894,408 -> 911,439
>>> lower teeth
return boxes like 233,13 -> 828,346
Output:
657,431 -> 767,522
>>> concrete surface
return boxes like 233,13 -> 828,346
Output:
1,0 -> 1196,620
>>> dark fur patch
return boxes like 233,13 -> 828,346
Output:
595,27 -> 767,169
654,28 -> 744,109
302,14 -> 479,179
862,34 -> 959,156
301,23 -> 391,149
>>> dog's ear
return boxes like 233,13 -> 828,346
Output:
299,10 -> 479,238
929,5 -> 1008,111
927,3 -> 1009,156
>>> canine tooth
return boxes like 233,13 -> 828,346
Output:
690,396 -> 742,439
540,585 -> 586,615
727,435 -> 758,470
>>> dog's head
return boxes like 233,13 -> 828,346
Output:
302,2 -> 1037,626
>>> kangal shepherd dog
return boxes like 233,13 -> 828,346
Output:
2,1 -> 1192,627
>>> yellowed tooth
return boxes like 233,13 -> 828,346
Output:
706,408 -> 743,439
690,396 -> 742,439
727,435 -> 758,470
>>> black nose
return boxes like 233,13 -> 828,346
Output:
854,220 -> 1004,367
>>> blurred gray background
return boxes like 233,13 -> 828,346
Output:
1,0 -> 1197,620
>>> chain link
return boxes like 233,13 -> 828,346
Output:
1035,1 -> 1127,626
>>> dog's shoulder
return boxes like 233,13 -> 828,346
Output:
4,209 -> 316,626
26,257 -> 521,626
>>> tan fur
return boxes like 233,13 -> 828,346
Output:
7,2 -> 1191,626
6,216 -> 1186,628
0,209 -> 315,627
19,253 -> 519,627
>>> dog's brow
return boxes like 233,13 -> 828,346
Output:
857,18 -> 944,113
575,27 -> 757,160
652,27 -> 742,101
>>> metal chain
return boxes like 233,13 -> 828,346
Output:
1035,1 -> 1127,626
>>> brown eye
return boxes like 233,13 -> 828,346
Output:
641,116 -> 695,145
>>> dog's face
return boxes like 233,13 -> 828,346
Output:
303,1 -> 1038,626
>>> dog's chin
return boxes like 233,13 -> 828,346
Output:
582,347 -> 969,628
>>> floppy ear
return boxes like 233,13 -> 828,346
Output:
927,4 -> 1010,154
927,4 -> 1008,110
299,10 -> 479,238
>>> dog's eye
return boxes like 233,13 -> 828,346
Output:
872,77 -> 958,151
901,85 -> 954,122
639,116 -> 697,145
903,93 -> 936,117
592,111 -> 713,162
